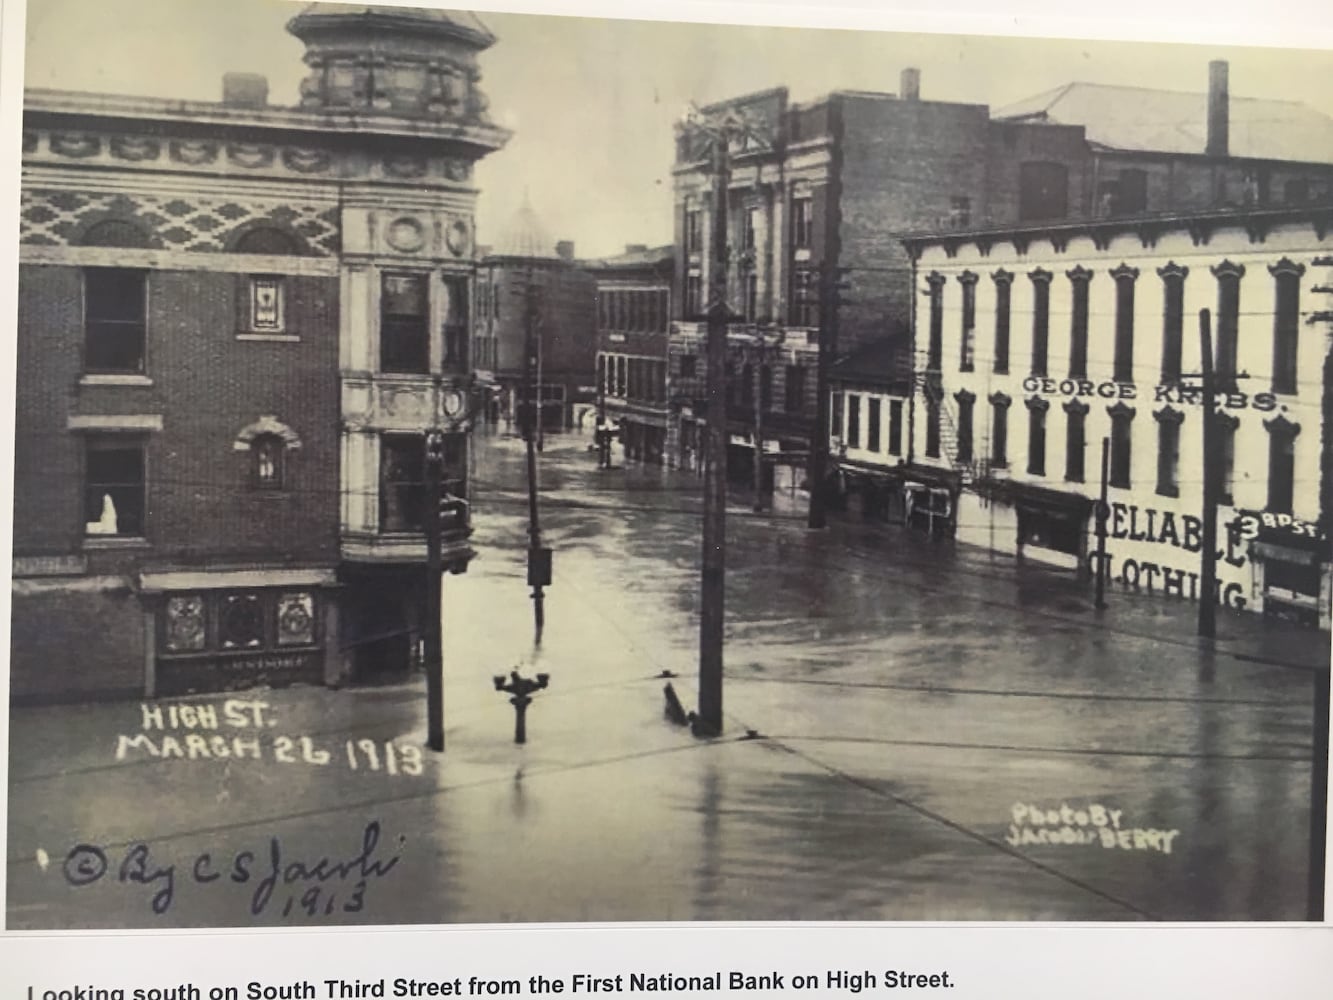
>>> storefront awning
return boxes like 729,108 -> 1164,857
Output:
1253,541 -> 1321,567
991,480 -> 1095,519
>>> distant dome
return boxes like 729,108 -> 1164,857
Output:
491,196 -> 558,260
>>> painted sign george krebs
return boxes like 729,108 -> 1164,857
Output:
1021,375 -> 1278,412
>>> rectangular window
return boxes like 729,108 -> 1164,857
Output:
745,272 -> 759,323
792,269 -> 817,327
1273,270 -> 1300,395
950,196 -> 971,229
927,278 -> 944,370
760,365 -> 773,412
1268,434 -> 1295,515
84,437 -> 146,538
685,210 -> 702,255
847,394 -> 861,449
1161,272 -> 1185,382
1220,420 -> 1236,506
1019,162 -> 1069,221
380,272 -> 429,374
993,278 -> 1011,374
1030,278 -> 1049,377
616,356 -> 628,398
991,403 -> 1008,468
960,279 -> 976,372
1065,410 -> 1085,482
1157,418 -> 1180,497
744,207 -> 759,251
442,275 -> 469,369
925,399 -> 941,459
867,398 -> 882,452
1110,415 -> 1132,489
686,274 -> 703,319
956,397 -> 974,465
84,268 -> 146,373
1027,407 -> 1046,476
380,435 -> 425,532
793,197 -> 814,249
1113,273 -> 1136,382
785,365 -> 805,413
248,275 -> 285,332
680,354 -> 698,379
1216,272 -> 1241,377
1069,277 -> 1089,379
831,392 -> 844,441
888,400 -> 904,456
1118,169 -> 1148,214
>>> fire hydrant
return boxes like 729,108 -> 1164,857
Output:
493,669 -> 550,744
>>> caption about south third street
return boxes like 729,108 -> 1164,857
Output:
32,970 -> 957,1000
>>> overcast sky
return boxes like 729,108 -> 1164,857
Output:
19,0 -> 1333,257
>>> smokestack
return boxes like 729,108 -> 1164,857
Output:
901,67 -> 921,102
1207,60 -> 1229,158
222,72 -> 269,108
556,240 -> 575,261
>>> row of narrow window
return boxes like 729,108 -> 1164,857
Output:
928,260 -> 1305,395
921,397 -> 1300,515
598,288 -> 670,334
598,354 -> 667,404
83,269 -> 471,377
84,431 -> 469,540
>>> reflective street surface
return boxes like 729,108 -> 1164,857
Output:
7,430 -> 1328,927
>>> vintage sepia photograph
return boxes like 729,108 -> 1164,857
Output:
4,0 -> 1332,930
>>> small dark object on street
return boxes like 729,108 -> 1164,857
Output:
663,681 -> 692,726
493,669 -> 550,744
658,669 -> 676,678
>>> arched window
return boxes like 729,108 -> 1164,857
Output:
233,416 -> 301,488
251,434 -> 285,488
232,226 -> 303,256
79,218 -> 152,249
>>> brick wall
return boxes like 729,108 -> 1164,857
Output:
9,584 -> 145,702
487,261 -> 597,383
13,263 -> 341,572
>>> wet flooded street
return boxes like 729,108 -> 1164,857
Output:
7,429 -> 1326,927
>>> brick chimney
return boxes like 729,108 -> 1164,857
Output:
1207,60 -> 1229,158
222,72 -> 269,108
556,240 -> 575,261
900,67 -> 921,102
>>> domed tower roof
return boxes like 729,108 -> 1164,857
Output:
491,195 -> 558,260
287,5 -> 497,118
289,4 -> 496,48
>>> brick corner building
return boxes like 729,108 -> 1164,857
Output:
11,5 -> 510,702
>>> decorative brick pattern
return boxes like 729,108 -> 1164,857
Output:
19,188 -> 341,255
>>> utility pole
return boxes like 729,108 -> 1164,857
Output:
676,103 -> 769,736
807,265 -> 834,530
697,129 -> 730,736
423,430 -> 446,752
1311,660 -> 1330,921
750,328 -> 768,512
523,265 -> 548,644
1095,435 -> 1110,610
1197,308 -> 1218,640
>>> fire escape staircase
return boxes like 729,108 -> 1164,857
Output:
913,369 -> 984,487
